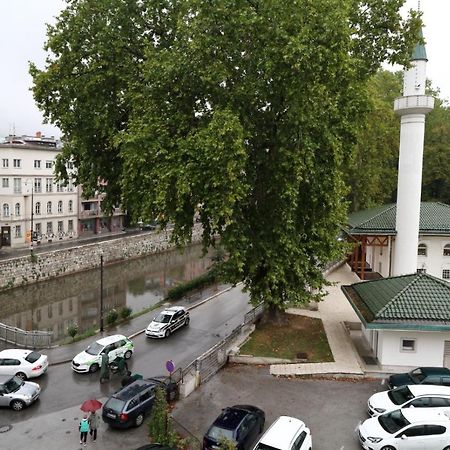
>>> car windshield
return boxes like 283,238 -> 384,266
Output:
154,314 -> 171,324
378,410 -> 410,434
409,368 -> 426,383
85,342 -> 104,356
105,398 -> 126,412
3,376 -> 24,394
388,386 -> 414,405
207,426 -> 234,441
255,444 -> 282,450
25,351 -> 42,364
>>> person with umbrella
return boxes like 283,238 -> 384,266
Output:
88,410 -> 99,441
79,414 -> 90,447
80,399 -> 102,443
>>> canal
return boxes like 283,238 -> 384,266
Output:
0,244 -> 216,342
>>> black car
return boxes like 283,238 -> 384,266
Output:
203,405 -> 265,450
102,379 -> 158,429
388,367 -> 450,389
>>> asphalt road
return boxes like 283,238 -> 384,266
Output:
0,288 -> 252,424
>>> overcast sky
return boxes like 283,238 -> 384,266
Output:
0,0 -> 448,139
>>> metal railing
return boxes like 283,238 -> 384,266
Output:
0,322 -> 53,348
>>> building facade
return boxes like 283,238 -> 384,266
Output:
0,134 -> 78,248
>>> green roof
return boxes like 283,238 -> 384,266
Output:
346,202 -> 450,235
411,29 -> 427,61
342,274 -> 450,328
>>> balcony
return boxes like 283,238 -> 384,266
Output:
79,209 -> 99,218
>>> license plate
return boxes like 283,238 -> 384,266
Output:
107,413 -> 116,419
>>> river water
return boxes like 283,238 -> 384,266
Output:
0,244 -> 216,341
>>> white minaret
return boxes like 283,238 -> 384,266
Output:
393,32 -> 434,276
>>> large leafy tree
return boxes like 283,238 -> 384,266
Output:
31,0 -> 420,313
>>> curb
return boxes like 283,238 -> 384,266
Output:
48,284 -> 239,366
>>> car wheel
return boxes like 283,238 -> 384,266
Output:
443,447 -> 450,450
11,399 -> 25,411
89,363 -> 99,373
134,413 -> 144,427
15,372 -> 27,381
184,317 -> 190,326
124,350 -> 132,359
380,446 -> 396,450
165,329 -> 171,338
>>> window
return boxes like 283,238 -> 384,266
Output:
68,220 -> 73,232
444,244 -> 450,257
35,223 -> 41,235
46,178 -> 53,193
48,305 -> 52,319
67,178 -> 74,191
443,270 -> 450,279
14,203 -> 20,216
417,243 -> 427,256
58,200 -> 63,213
68,200 -> 73,212
2,178 -> 9,188
430,397 -> 450,407
45,160 -> 52,169
424,425 -> 446,435
13,159 -> 21,168
417,268 -> 427,274
402,425 -> 425,437
292,432 -> 307,450
2,158 -> 8,168
56,181 -> 64,192
57,221 -> 63,233
409,397 -> 432,408
47,222 -> 53,235
13,178 -> 21,193
67,161 -> 74,170
34,160 -> 41,169
47,201 -> 52,214
2,203 -> 10,217
14,225 -> 21,238
401,338 -> 415,352
34,178 -> 42,193
35,202 -> 41,215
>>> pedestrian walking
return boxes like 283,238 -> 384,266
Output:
88,410 -> 99,441
79,414 -> 90,446
99,352 -> 109,383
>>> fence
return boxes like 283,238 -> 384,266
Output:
0,322 -> 53,348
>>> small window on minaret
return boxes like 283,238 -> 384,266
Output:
444,244 -> 450,256
418,243 -> 427,256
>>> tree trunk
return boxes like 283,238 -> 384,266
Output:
260,303 -> 287,325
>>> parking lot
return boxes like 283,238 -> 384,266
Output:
172,364 -> 386,450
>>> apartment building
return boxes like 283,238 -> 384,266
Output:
0,133 -> 78,248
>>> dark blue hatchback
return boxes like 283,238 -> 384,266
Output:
203,405 -> 265,450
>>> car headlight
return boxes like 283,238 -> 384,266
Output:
374,408 -> 386,413
367,437 -> 383,443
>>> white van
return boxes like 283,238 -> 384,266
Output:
71,334 -> 134,373
252,416 -> 312,450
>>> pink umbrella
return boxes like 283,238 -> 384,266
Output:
80,399 -> 103,412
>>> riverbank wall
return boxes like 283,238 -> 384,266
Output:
0,225 -> 203,292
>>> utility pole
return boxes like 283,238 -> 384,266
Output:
100,254 -> 104,332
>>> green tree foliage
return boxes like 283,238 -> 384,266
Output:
148,387 -> 179,446
30,0 -> 421,313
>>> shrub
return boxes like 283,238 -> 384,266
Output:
67,322 -> 78,339
166,269 -> 219,301
120,306 -> 132,320
218,436 -> 237,450
148,388 -> 178,445
106,308 -> 119,325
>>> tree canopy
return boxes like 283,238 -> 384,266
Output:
31,0 -> 421,311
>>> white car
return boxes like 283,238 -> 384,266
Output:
145,306 -> 190,338
368,384 -> 450,416
253,416 -> 312,450
0,349 -> 48,380
358,408 -> 450,450
71,334 -> 134,373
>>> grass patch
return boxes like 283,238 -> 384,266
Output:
240,313 -> 333,362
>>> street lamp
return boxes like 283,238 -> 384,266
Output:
100,253 -> 104,332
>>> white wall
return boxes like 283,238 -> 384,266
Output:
377,329 -> 450,367
416,235 -> 450,279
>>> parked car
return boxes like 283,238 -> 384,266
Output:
102,378 -> 161,428
0,349 -> 48,380
388,367 -> 450,389
358,408 -> 450,450
203,405 -> 265,450
138,221 -> 157,230
134,445 -> 179,450
252,416 -> 312,450
145,306 -> 190,338
71,334 -> 134,373
0,374 -> 41,411
368,384 -> 450,416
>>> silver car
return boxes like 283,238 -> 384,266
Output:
0,374 -> 41,411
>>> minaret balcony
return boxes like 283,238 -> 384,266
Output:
394,95 -> 434,115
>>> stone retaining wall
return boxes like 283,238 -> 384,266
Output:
0,226 -> 203,292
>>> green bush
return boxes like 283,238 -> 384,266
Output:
120,306 -> 133,320
148,388 -> 179,446
106,308 -> 119,325
67,322 -> 78,339
218,436 -> 237,450
166,269 -> 219,301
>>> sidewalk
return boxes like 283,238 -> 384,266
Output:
270,263 -> 365,376
46,283 -> 232,366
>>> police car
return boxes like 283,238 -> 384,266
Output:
145,306 -> 190,338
